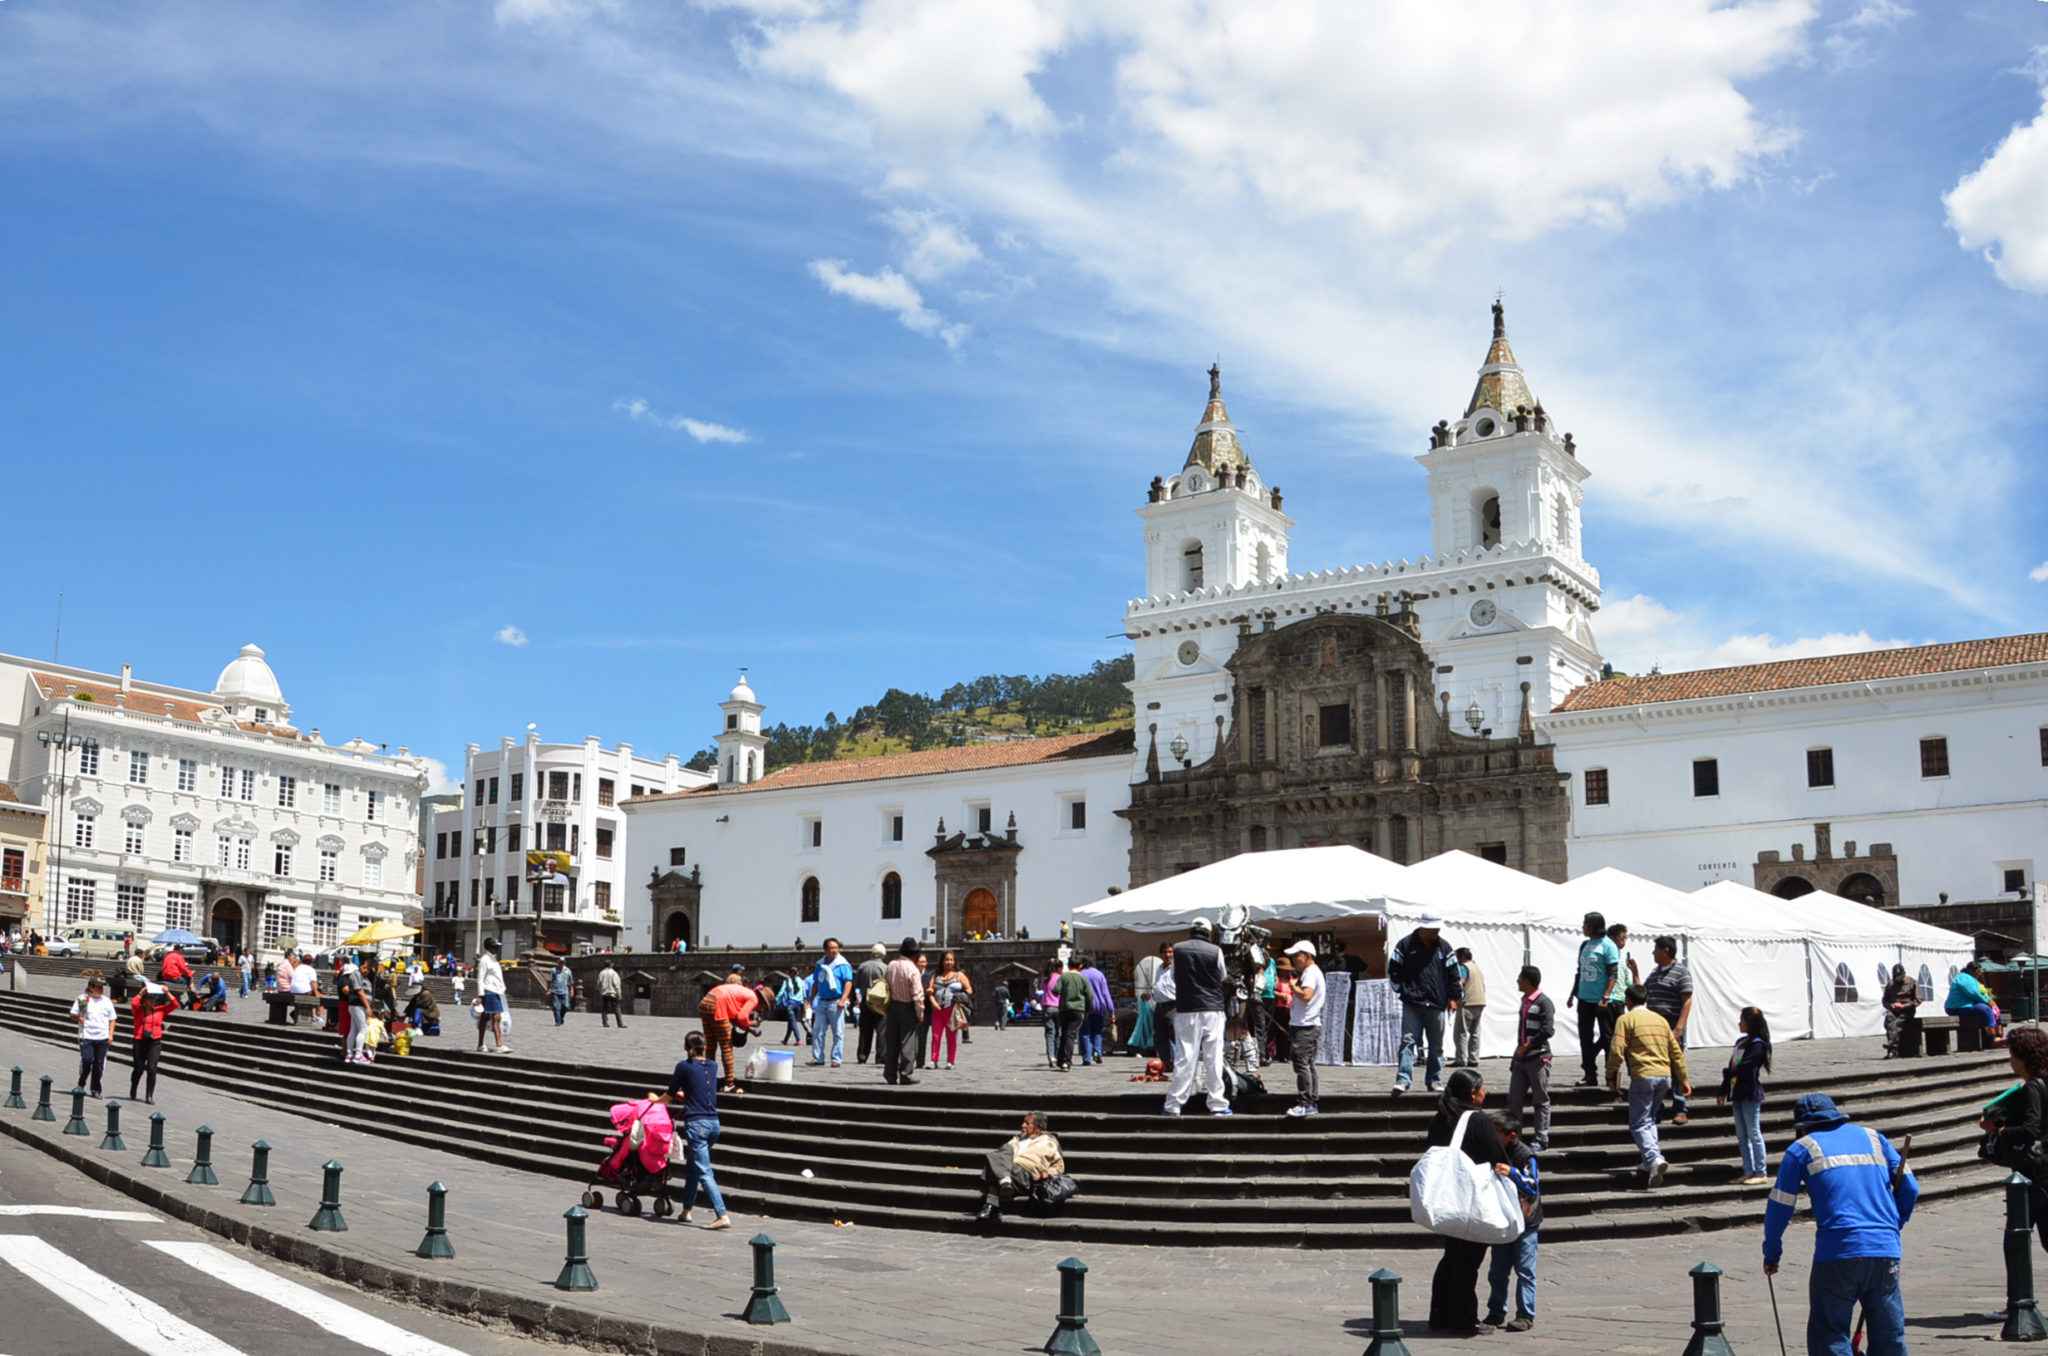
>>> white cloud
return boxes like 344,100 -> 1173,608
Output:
807,258 -> 968,347
418,757 -> 462,798
1946,53 -> 2048,293
613,397 -> 753,443
2031,561 -> 2048,583
496,625 -> 530,647
1596,592 -> 1920,675
886,208 -> 981,281
1823,0 -> 1911,70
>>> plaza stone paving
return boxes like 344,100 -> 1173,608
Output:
0,976 -> 2026,1353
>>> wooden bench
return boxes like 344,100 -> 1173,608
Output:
1919,1015 -> 1959,1056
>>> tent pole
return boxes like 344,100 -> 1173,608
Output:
1804,938 -> 1815,1040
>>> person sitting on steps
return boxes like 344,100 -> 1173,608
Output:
973,1110 -> 1065,1226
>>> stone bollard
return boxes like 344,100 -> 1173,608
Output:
740,1233 -> 791,1324
555,1205 -> 597,1291
32,1075 -> 54,1122
62,1087 -> 89,1135
417,1181 -> 454,1260
239,1140 -> 276,1206
2005,1173 -> 2048,1341
1681,1262 -> 1736,1356
187,1125 -> 219,1185
5,1066 -> 25,1110
1044,1257 -> 1101,1356
1361,1268 -> 1413,1356
308,1160 -> 347,1232
140,1111 -> 171,1168
98,1100 -> 127,1152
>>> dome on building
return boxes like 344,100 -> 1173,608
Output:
1463,300 -> 1537,420
1183,364 -> 1252,476
213,643 -> 285,709
728,673 -> 757,705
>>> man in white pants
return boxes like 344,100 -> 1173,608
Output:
1163,918 -> 1232,1116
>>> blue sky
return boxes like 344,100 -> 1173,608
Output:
3,0 -> 2046,790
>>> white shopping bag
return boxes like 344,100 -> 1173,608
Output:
1408,1110 -> 1525,1244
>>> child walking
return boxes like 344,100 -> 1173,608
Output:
1484,1113 -> 1540,1332
1717,1006 -> 1773,1184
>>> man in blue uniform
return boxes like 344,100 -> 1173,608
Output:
1763,1093 -> 1918,1356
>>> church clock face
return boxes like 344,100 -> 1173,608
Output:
1468,599 -> 1497,628
1177,640 -> 1202,666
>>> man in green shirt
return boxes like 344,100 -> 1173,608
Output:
1053,960 -> 1092,1072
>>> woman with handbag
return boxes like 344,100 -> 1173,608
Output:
1424,1069 -> 1512,1334
1716,1006 -> 1773,1184
1986,1025 -> 2048,1251
929,952 -> 972,1070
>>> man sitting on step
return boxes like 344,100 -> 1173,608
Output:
973,1110 -> 1065,1225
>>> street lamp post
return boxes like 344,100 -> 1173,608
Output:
36,706 -> 97,941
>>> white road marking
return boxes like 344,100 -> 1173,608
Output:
147,1241 -> 475,1356
0,1235 -> 246,1355
0,1205 -> 158,1220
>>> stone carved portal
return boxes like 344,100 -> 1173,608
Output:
928,821 -> 1021,946
648,866 -> 703,951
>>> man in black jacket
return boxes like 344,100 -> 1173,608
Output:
1507,965 -> 1555,1149
1163,918 -> 1231,1116
1387,913 -> 1461,1095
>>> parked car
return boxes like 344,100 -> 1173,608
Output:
42,933 -> 80,958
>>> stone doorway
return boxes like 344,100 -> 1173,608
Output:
662,910 -> 693,951
963,889 -> 998,936
210,898 -> 243,949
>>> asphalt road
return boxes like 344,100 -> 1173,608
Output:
0,1136 -> 560,1356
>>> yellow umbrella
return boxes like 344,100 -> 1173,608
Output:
341,920 -> 421,947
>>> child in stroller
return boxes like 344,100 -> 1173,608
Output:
581,1096 -> 676,1217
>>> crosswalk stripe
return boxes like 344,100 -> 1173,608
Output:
0,1205 -> 158,1220
0,1235 -> 245,1355
147,1241 -> 474,1356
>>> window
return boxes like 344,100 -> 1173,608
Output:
1478,842 -> 1509,865
594,881 -> 612,914
319,849 -> 337,883
546,822 -> 566,851
1070,799 -> 1087,831
1182,540 -> 1204,591
220,765 -> 236,798
598,778 -> 615,807
1318,702 -> 1352,748
976,806 -> 993,834
509,773 -> 523,802
469,880 -> 478,909
548,771 -> 569,801
506,825 -> 521,853
217,835 -> 232,868
164,891 -> 194,931
274,845 -> 293,878
1477,494 -> 1501,548
1,848 -> 23,892
77,743 -> 98,777
881,872 -> 902,919
74,813 -> 95,849
1584,768 -> 1610,806
1692,758 -> 1720,798
365,790 -> 382,822
488,776 -> 499,805
505,877 -> 519,907
177,758 -> 197,792
1249,686 -> 1267,762
123,820 -> 145,855
670,847 -> 688,867
1807,747 -> 1835,789
1832,962 -> 1859,1004
474,779 -> 485,804
631,785 -> 644,798
800,876 -> 820,924
810,819 -> 823,848
277,775 -> 296,809
572,773 -> 582,803
2007,868 -> 2030,894
543,883 -> 566,912
240,769 -> 256,802
65,877 -> 95,926
436,832 -> 447,860
891,815 -> 904,843
116,883 -> 145,926
483,876 -> 497,910
363,855 -> 383,890
2040,727 -> 2048,768
1387,674 -> 1409,749
261,903 -> 292,947
485,825 -> 497,855
129,750 -> 149,784
726,713 -> 739,731
253,708 -> 269,724
570,823 -> 580,856
323,783 -> 341,814
1920,736 -> 1950,779
173,828 -> 193,863
311,907 -> 338,949
234,837 -> 251,871
595,825 -> 614,859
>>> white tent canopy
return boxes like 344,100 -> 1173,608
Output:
1071,845 -> 1410,932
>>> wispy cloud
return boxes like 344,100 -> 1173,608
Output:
807,259 -> 968,348
613,397 -> 752,444
886,209 -> 981,282
496,625 -> 530,647
1823,0 -> 1912,70
2031,561 -> 2048,583
1596,593 -> 1921,675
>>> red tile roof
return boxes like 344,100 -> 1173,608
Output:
629,729 -> 1136,801
1553,633 -> 2048,712
31,673 -> 219,724
0,783 -> 18,804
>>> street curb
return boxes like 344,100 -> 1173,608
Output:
0,1112 -> 845,1356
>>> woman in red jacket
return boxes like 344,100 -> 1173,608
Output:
129,983 -> 174,1104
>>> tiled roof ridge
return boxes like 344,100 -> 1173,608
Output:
629,728 -> 1136,801
1552,632 -> 2048,713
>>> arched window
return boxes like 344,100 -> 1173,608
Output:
746,752 -> 758,781
800,876 -> 820,924
1182,541 -> 1205,591
1554,494 -> 1573,549
1473,492 -> 1501,549
1919,964 -> 1934,994
725,756 -> 735,783
1771,876 -> 1815,900
1839,873 -> 1885,907
880,872 -> 902,920
1255,542 -> 1272,584
1832,962 -> 1859,1003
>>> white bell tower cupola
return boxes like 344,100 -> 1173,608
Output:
714,671 -> 768,787
1137,365 -> 1294,600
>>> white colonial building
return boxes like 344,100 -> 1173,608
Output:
0,646 -> 427,954
423,733 -> 709,959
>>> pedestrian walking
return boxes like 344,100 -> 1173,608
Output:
928,951 -> 971,1069
1452,948 -> 1487,1068
1162,919 -> 1230,1116
1483,1112 -> 1541,1332
1052,959 -> 1091,1071
992,980 -> 1012,1031
881,938 -> 925,1086
1283,940 -> 1324,1117
700,967 -> 760,1093
1718,1006 -> 1773,1183
1985,1026 -> 2048,1250
776,972 -> 810,1046
1506,965 -> 1554,1150
854,944 -> 888,1063
237,950 -> 252,999
549,962 -> 573,1026
597,960 -> 625,1028
1424,1069 -> 1510,1334
1079,958 -> 1113,1064
1130,942 -> 1164,1054
1606,985 -> 1690,1188
1763,1093 -> 1918,1356
475,939 -> 510,1053
662,1031 -> 732,1230
809,938 -> 854,1067
1642,936 -> 1694,1123
1038,962 -> 1062,1070
1388,914 -> 1462,1096
70,976 -> 115,1098
1565,911 -> 1620,1087
1881,965 -> 1920,1057
128,983 -> 173,1104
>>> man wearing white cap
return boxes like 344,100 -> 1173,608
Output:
1283,941 -> 1325,1117
1387,913 -> 1463,1096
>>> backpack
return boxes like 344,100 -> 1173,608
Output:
866,977 -> 891,1013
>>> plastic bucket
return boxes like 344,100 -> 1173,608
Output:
764,1050 -> 796,1083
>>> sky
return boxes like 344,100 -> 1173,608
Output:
3,0 -> 2047,793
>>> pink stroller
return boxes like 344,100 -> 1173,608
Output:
581,1098 -> 675,1217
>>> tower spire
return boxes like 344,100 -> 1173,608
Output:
1464,300 -> 1534,419
1186,363 -> 1250,476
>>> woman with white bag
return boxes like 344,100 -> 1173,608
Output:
1418,1069 -> 1516,1333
